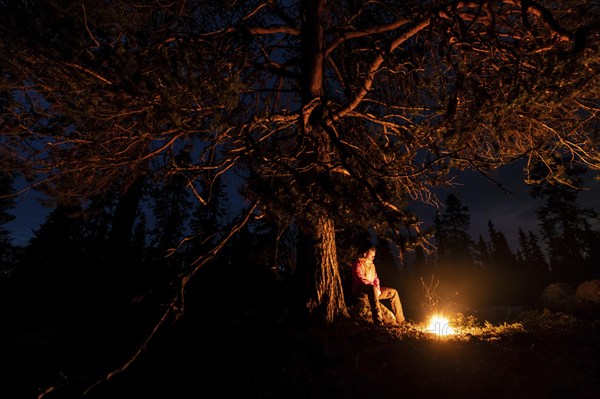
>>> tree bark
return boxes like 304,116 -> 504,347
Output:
298,215 -> 349,322
298,0 -> 349,322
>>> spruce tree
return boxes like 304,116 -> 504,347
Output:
187,173 -> 228,263
517,228 -> 531,267
516,229 -> 549,274
0,172 -> 16,276
149,148 -> 193,269
475,234 -> 492,269
487,220 -> 516,268
433,194 -> 474,269
23,203 -> 87,289
131,211 -> 149,263
532,161 -> 599,283
516,228 -> 550,301
81,192 -> 118,259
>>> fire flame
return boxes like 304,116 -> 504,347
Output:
426,314 -> 455,336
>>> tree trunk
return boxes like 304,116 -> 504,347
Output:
297,0 -> 349,323
298,215 -> 349,322
108,176 -> 144,260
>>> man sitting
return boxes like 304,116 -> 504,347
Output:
351,246 -> 405,326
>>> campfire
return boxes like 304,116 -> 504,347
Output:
425,314 -> 455,336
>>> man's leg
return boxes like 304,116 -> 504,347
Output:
361,285 -> 383,325
379,287 -> 405,324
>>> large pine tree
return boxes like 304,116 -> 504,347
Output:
1,1 -> 599,323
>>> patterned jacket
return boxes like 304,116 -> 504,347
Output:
351,257 -> 381,295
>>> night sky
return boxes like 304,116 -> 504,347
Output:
6,161 -> 600,249
413,162 -> 600,248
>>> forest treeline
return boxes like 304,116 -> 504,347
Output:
1,162 -> 598,312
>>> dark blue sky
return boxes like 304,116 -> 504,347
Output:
411,162 -> 600,249
6,162 -> 599,249
6,187 -> 49,245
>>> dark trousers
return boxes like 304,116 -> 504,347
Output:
357,285 -> 405,324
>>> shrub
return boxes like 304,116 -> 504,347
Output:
537,283 -> 576,314
575,280 -> 600,318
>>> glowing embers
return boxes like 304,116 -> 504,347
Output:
426,314 -> 455,336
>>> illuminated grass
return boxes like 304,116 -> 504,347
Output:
385,313 -> 526,342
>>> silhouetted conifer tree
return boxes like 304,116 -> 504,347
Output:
475,234 -> 491,269
131,211 -> 149,263
515,228 -> 550,302
409,243 -> 430,274
487,220 -> 516,268
531,161 -> 599,283
23,204 -> 87,290
107,176 -> 146,263
0,172 -> 16,276
517,228 -> 530,267
81,192 -> 118,260
433,194 -> 474,269
517,228 -> 548,273
482,220 -> 519,304
149,148 -> 193,270
85,195 -> 114,241
187,173 -> 228,264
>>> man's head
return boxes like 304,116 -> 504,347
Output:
363,247 -> 376,261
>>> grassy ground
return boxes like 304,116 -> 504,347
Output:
2,280 -> 600,399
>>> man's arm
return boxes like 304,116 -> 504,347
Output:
372,263 -> 381,296
352,260 -> 373,287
